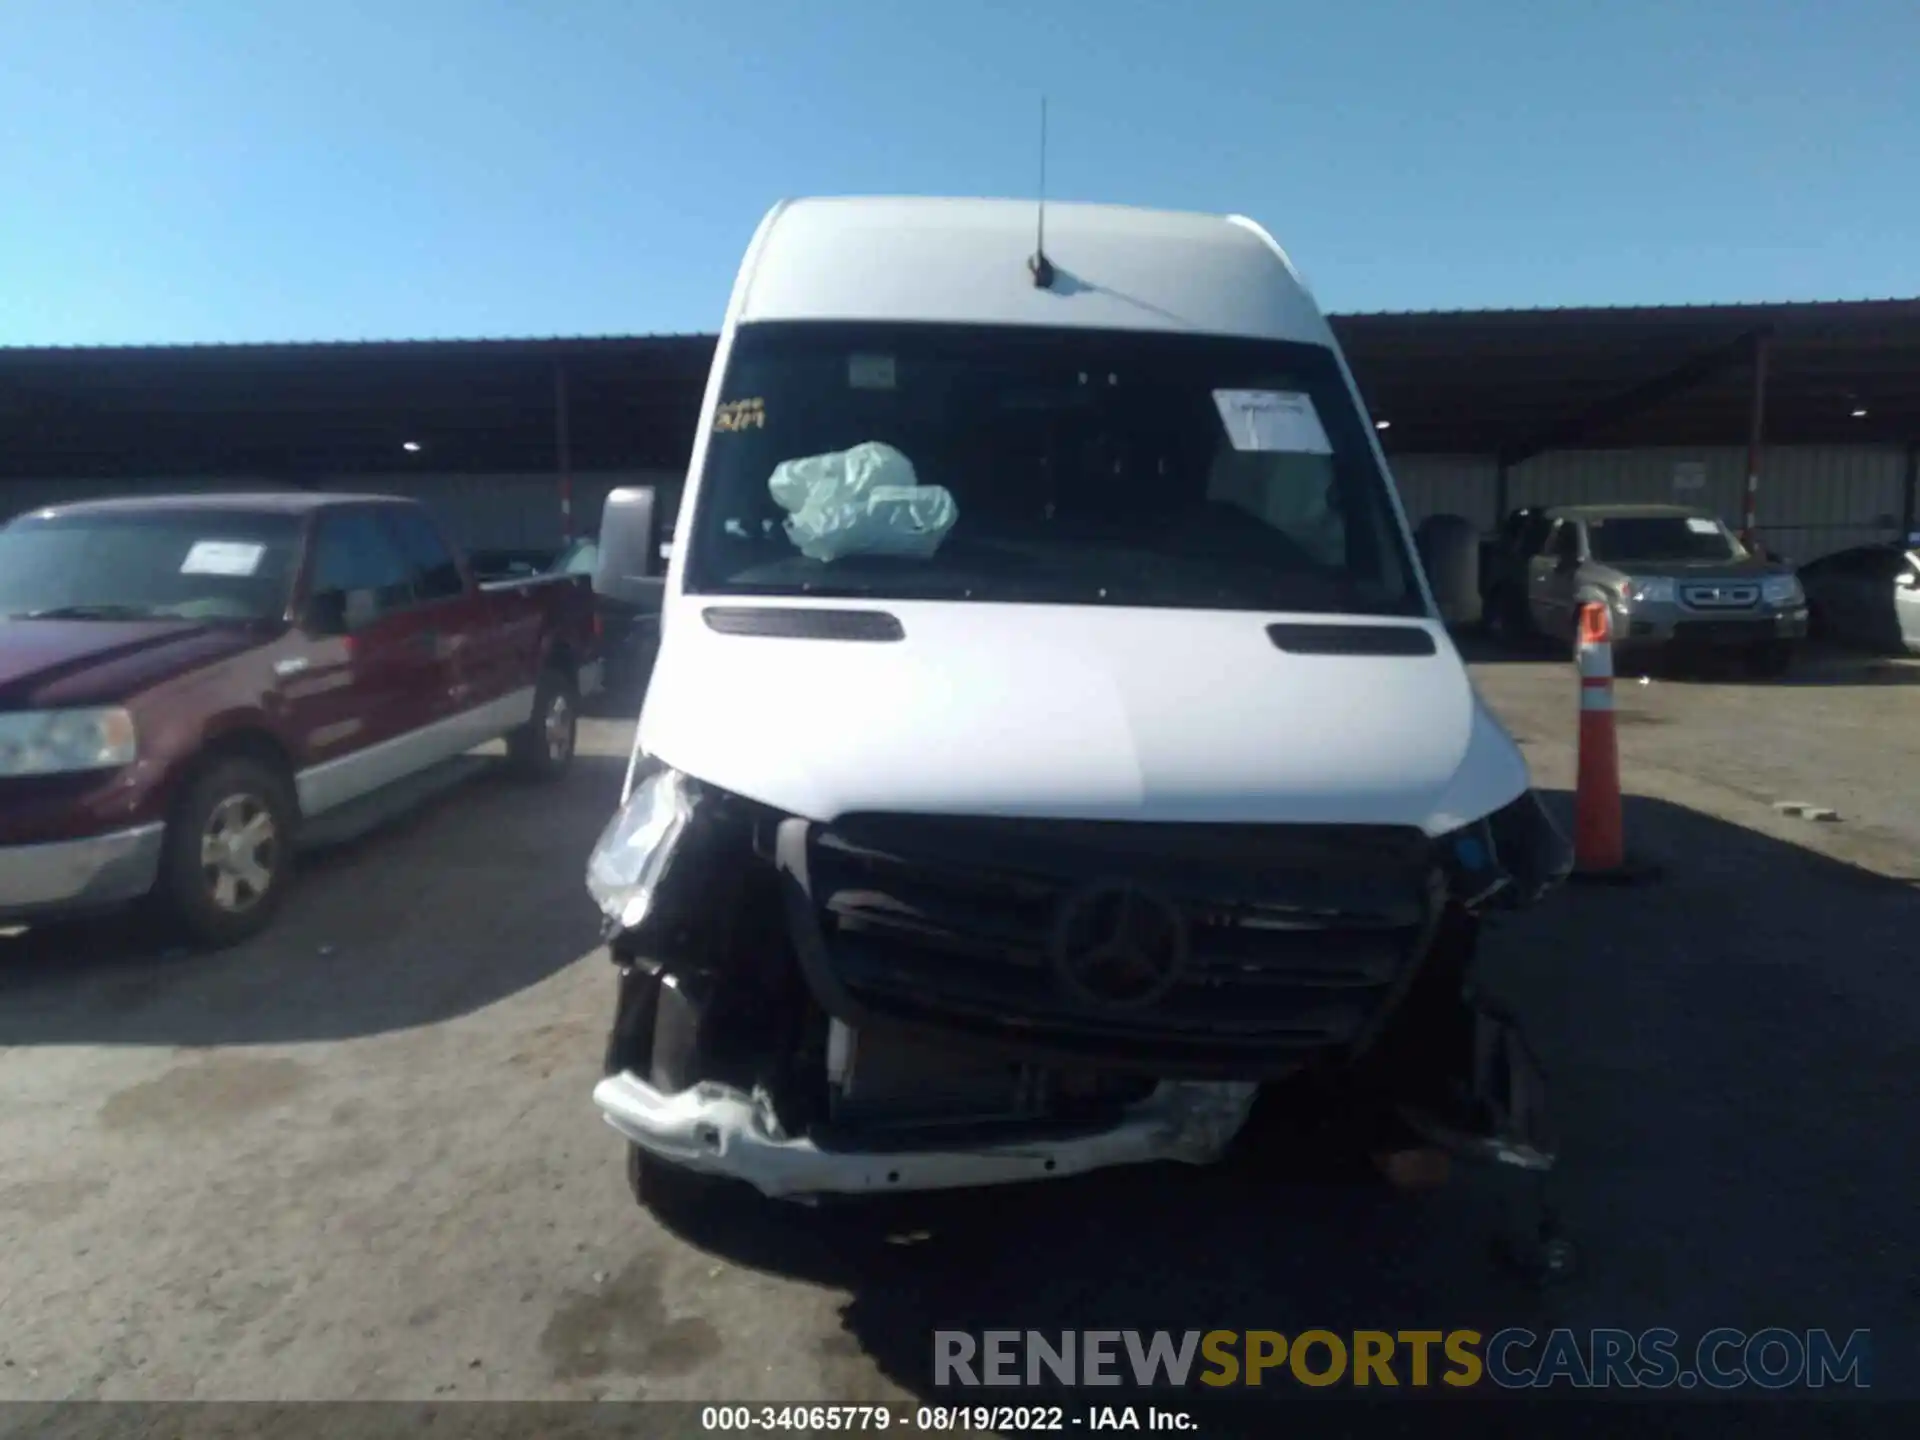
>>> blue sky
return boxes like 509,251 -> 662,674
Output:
3,0 -> 1915,346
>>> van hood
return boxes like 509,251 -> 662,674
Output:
638,602 -> 1530,835
0,618 -> 260,709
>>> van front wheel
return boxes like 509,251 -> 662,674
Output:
626,1144 -> 726,1218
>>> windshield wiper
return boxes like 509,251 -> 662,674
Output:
18,603 -> 163,621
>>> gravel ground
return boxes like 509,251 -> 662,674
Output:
1,654 -> 1915,1416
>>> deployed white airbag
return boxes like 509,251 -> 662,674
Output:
768,441 -> 958,562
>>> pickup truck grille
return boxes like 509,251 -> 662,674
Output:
791,815 -> 1442,1074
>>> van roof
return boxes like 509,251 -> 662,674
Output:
732,197 -> 1334,346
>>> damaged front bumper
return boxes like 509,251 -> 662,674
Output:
592,1071 -> 1260,1198
592,990 -> 1558,1199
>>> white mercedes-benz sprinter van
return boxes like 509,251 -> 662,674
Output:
587,197 -> 1571,1219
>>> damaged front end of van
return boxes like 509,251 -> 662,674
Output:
587,751 -> 1571,1213
585,196 -> 1579,1282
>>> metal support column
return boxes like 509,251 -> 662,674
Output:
1741,333 -> 1769,549
554,362 -> 574,541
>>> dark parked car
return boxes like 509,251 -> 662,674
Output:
0,493 -> 601,945
1799,543 -> 1920,654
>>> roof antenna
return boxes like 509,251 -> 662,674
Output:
1028,96 -> 1055,289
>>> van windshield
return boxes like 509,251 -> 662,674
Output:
682,321 -> 1421,615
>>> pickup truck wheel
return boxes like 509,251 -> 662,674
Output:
160,756 -> 297,948
509,666 -> 578,780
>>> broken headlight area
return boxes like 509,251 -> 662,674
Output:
586,760 -> 697,933
1439,789 -> 1573,913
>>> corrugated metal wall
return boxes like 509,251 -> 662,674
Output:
1388,445 -> 1912,563
1387,454 -> 1501,531
0,470 -> 680,552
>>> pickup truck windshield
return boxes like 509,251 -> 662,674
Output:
683,321 -> 1421,615
0,509 -> 303,622
1586,515 -> 1742,564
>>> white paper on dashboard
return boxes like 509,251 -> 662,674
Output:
1685,517 -> 1721,536
180,540 -> 266,576
1212,390 -> 1333,455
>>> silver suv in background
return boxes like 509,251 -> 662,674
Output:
1482,503 -> 1808,675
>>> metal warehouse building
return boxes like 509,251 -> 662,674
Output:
4,298 -> 1918,565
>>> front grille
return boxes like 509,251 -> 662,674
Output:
793,815 -> 1441,1071
1682,583 -> 1759,610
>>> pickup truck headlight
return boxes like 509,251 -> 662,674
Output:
1762,575 -> 1803,606
586,765 -> 695,929
1623,577 -> 1675,605
0,707 -> 138,777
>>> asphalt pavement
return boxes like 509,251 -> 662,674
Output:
1,655 -> 1915,1417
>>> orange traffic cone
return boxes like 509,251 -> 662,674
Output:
1571,602 -> 1658,885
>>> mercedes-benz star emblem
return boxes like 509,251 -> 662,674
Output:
1050,880 -> 1190,1010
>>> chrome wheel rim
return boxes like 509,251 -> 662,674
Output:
200,793 -> 278,914
544,692 -> 574,764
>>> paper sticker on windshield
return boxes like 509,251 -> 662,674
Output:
848,354 -> 896,390
180,540 -> 265,577
1686,517 -> 1721,536
713,398 -> 766,433
1212,390 -> 1333,455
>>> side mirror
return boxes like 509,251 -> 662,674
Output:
1415,514 -> 1482,627
1897,571 -> 1918,591
303,589 -> 349,636
594,484 -> 671,608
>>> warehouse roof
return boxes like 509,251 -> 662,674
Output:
1333,297 -> 1920,457
3,299 -> 1917,479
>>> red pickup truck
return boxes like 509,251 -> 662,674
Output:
0,492 -> 602,946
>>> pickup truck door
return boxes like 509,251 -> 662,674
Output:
1528,521 -> 1581,635
288,505 -> 449,818
378,503 -> 514,754
386,504 -> 547,748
